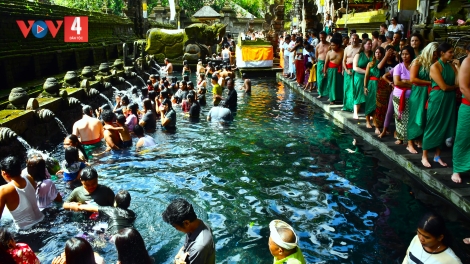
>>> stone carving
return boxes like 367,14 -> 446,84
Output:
26,98 -> 39,111
67,97 -> 81,107
37,109 -> 55,122
7,87 -> 29,110
43,77 -> 61,96
145,23 -> 227,63
81,66 -> 95,80
97,63 -> 111,76
64,71 -> 79,87
113,59 -> 125,70
87,88 -> 100,97
0,127 -> 18,144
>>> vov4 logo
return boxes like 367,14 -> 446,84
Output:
16,16 -> 88,42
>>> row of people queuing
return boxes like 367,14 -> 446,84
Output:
280,27 -> 470,184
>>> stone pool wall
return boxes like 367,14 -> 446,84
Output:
0,0 -> 138,89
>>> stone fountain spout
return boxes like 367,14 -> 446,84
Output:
7,87 -> 29,110
42,77 -> 61,97
0,127 -> 18,144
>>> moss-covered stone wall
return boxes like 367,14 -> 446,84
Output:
0,0 -> 139,89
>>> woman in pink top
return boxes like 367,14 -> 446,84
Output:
125,103 -> 139,132
27,154 -> 62,210
392,46 -> 416,152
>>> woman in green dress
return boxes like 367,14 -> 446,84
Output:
352,39 -> 373,119
421,42 -> 459,168
408,42 -> 439,152
364,47 -> 385,129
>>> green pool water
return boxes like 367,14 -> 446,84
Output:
3,76 -> 470,263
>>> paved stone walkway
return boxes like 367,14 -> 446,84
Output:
276,73 -> 470,218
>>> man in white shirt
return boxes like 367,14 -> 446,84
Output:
282,36 -> 292,78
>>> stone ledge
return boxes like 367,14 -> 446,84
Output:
276,73 -> 470,218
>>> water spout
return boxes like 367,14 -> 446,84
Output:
54,117 -> 68,136
125,81 -> 133,88
17,136 -> 31,150
99,94 -> 114,109
112,86 -> 120,93
143,72 -> 150,76
137,76 -> 146,87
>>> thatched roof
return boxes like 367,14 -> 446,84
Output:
193,6 -> 221,18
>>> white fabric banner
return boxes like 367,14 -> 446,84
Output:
169,0 -> 176,20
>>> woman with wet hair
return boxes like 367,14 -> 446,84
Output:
27,154 -> 62,210
402,212 -> 461,263
114,228 -> 152,264
0,228 -> 39,264
63,134 -> 88,162
421,42 -> 459,168
52,237 -> 104,264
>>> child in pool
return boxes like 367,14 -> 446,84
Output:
56,146 -> 87,189
66,190 -> 136,235
104,114 -> 132,149
0,228 -> 40,264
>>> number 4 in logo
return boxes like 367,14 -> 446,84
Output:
64,16 -> 88,42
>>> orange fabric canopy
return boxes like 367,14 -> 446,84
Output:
241,46 -> 273,61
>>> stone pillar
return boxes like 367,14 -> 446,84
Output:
152,0 -> 165,23
221,2 -> 236,33
303,1 -> 315,32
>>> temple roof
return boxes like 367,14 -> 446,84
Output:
193,5 -> 221,18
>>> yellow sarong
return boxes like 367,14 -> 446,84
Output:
308,63 -> 316,82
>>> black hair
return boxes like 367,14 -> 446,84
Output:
149,74 -> 155,79
131,87 -> 137,95
146,80 -> 152,85
82,105 -> 92,116
101,104 -> 111,111
319,31 -> 326,36
115,228 -> 152,264
379,35 -> 386,43
65,237 -> 96,264
141,88 -> 148,97
171,77 -> 177,83
66,134 -> 89,161
418,212 -> 453,247
127,103 -> 139,124
121,95 -> 130,106
211,75 -> 218,81
466,44 -> 470,51
362,33 -> 369,40
311,31 -> 317,37
27,154 -> 47,182
187,91 -> 196,102
399,45 -> 416,62
306,61 -> 313,69
160,89 -> 169,100
133,124 -> 145,137
351,29 -> 357,34
183,60 -> 188,65
116,114 -> 126,125
331,37 -> 342,46
143,98 -> 153,112
380,23 -> 387,29
394,31 -> 403,39
80,166 -> 98,181
64,146 -> 79,168
101,109 -> 116,123
0,156 -> 22,177
372,31 -> 379,38
437,42 -> 453,56
0,228 -> 16,264
115,190 -> 131,209
242,73 -> 247,79
161,98 -> 173,110
162,198 -> 197,227
187,81 -> 194,90
148,91 -> 156,102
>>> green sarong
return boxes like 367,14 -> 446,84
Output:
364,62 -> 380,115
342,69 -> 354,111
353,52 -> 372,105
83,141 -> 104,157
316,60 -> 328,97
407,66 -> 430,140
326,66 -> 344,102
422,59 -> 456,150
453,103 -> 470,173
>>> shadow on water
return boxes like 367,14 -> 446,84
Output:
3,76 -> 470,263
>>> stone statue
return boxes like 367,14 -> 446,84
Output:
145,23 -> 227,63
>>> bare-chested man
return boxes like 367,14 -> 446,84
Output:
342,33 -> 361,111
315,31 -> 330,98
100,110 -> 122,151
241,73 -> 251,94
381,31 -> 393,49
163,58 -> 173,74
323,37 -> 344,104
73,105 -> 103,149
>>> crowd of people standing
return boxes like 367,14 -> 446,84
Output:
280,18 -> 470,185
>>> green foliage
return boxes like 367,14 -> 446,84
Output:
51,0 -> 123,15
